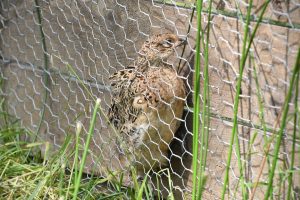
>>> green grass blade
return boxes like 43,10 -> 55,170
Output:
137,172 -> 150,200
32,0 -> 50,141
221,1 -> 270,199
246,54 -> 272,198
72,98 -> 101,200
196,0 -> 212,199
221,0 -> 253,198
74,122 -> 83,184
28,173 -> 49,200
192,0 -> 204,199
287,70 -> 299,200
264,48 -> 300,200
58,161 -> 66,198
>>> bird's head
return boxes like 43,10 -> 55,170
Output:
138,33 -> 187,63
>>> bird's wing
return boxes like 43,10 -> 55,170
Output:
109,68 -> 136,95
115,66 -> 186,164
131,66 -> 186,110
108,68 -> 139,128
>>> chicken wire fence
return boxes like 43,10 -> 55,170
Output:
0,0 -> 299,199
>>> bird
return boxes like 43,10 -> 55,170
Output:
108,33 -> 186,177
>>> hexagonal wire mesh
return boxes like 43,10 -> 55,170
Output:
0,0 -> 299,199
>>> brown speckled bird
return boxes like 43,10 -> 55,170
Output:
108,33 -> 186,177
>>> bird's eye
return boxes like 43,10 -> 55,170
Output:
166,39 -> 173,43
161,39 -> 173,47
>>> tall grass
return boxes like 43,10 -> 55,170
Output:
191,0 -> 275,199
190,0 -> 297,199
72,98 -> 101,199
247,53 -> 272,200
287,68 -> 299,200
264,48 -> 300,200
0,99 -> 165,199
33,0 -> 50,137
196,0 -> 212,199
192,0 -> 204,199
221,1 -> 270,199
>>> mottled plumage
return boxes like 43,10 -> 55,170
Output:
108,33 -> 186,176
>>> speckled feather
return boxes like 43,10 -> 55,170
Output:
108,33 -> 186,176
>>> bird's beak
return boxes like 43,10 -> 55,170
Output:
175,37 -> 187,47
